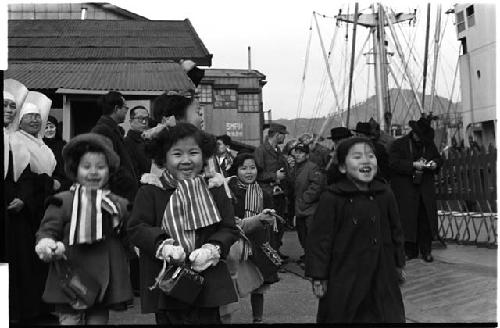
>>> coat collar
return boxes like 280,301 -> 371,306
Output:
328,176 -> 388,196
126,129 -> 143,142
263,139 -> 280,156
97,115 -> 122,137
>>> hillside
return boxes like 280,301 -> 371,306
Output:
273,88 -> 460,138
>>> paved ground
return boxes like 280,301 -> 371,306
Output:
106,231 -> 497,325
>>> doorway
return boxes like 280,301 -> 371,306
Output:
71,100 -> 102,136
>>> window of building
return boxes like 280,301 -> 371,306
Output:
196,85 -> 213,103
456,10 -> 465,33
466,5 -> 475,28
238,94 -> 260,113
214,89 -> 237,108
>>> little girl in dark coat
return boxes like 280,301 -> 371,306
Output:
35,133 -> 133,325
305,137 -> 406,323
127,123 -> 239,324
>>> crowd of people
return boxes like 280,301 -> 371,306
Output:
4,72 -> 446,324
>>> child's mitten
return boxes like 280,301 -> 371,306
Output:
189,243 -> 220,272
156,239 -> 186,263
53,241 -> 66,259
35,238 -> 57,262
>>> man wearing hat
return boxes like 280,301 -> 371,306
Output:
298,133 -> 330,171
352,121 -> 390,181
325,127 -> 352,184
388,115 -> 442,262
91,91 -> 138,203
254,122 -> 291,258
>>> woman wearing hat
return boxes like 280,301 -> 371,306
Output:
388,116 -> 442,262
4,80 -> 46,323
11,90 -> 60,320
44,115 -> 71,191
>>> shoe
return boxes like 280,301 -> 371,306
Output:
253,318 -> 263,324
422,254 -> 434,263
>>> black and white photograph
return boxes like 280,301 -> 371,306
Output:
1,0 -> 497,325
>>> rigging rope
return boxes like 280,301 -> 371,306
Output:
294,13 -> 314,133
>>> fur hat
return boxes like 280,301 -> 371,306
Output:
327,127 -> 352,141
62,133 -> 120,181
409,115 -> 435,142
352,122 -> 373,136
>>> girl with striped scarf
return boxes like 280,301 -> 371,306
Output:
127,123 -> 239,324
220,153 -> 279,324
35,133 -> 133,325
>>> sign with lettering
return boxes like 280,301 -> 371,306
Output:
226,122 -> 243,137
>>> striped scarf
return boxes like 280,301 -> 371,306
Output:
236,179 -> 264,218
161,170 -> 223,253
69,184 -> 121,246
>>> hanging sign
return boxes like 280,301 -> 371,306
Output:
226,122 -> 243,137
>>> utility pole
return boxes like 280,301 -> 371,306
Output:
337,4 -> 415,133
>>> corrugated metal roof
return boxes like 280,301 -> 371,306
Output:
202,69 -> 267,89
4,61 -> 195,92
8,19 -> 212,65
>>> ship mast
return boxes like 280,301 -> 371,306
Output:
336,3 -> 415,133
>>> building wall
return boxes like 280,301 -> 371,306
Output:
455,3 -> 496,147
8,3 -> 132,20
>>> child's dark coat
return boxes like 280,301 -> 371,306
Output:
305,177 -> 405,323
36,190 -> 133,308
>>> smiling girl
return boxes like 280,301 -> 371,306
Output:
305,137 -> 406,323
127,122 -> 239,324
35,133 -> 133,325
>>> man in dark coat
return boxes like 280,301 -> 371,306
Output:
389,115 -> 442,262
91,91 -> 138,203
325,127 -> 353,185
298,133 -> 330,171
254,123 -> 291,257
124,105 -> 152,181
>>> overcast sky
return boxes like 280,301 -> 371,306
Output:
114,0 -> 462,120
3,0 -> 465,120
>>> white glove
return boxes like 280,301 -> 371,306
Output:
158,244 -> 186,263
189,244 -> 220,272
53,241 -> 66,259
35,238 -> 57,262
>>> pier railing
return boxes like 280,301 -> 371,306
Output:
435,145 -> 497,248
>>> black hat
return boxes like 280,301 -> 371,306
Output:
47,115 -> 58,126
409,116 -> 435,141
216,134 -> 232,146
268,123 -> 289,134
328,127 -> 352,141
62,133 -> 120,181
352,122 -> 373,136
291,142 -> 309,154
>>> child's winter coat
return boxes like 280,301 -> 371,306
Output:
36,190 -> 133,309
305,177 -> 405,323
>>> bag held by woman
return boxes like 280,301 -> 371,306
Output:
249,226 -> 282,282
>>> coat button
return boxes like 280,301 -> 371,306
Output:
352,217 -> 358,225
372,238 -> 378,245
349,198 -> 353,203
369,196 -> 374,200
371,216 -> 376,222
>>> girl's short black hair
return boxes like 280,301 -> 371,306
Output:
145,122 -> 216,168
226,152 -> 262,177
151,94 -> 194,125
335,136 -> 375,166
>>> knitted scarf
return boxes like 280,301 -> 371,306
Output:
161,170 -> 222,252
69,184 -> 121,246
236,179 -> 264,218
